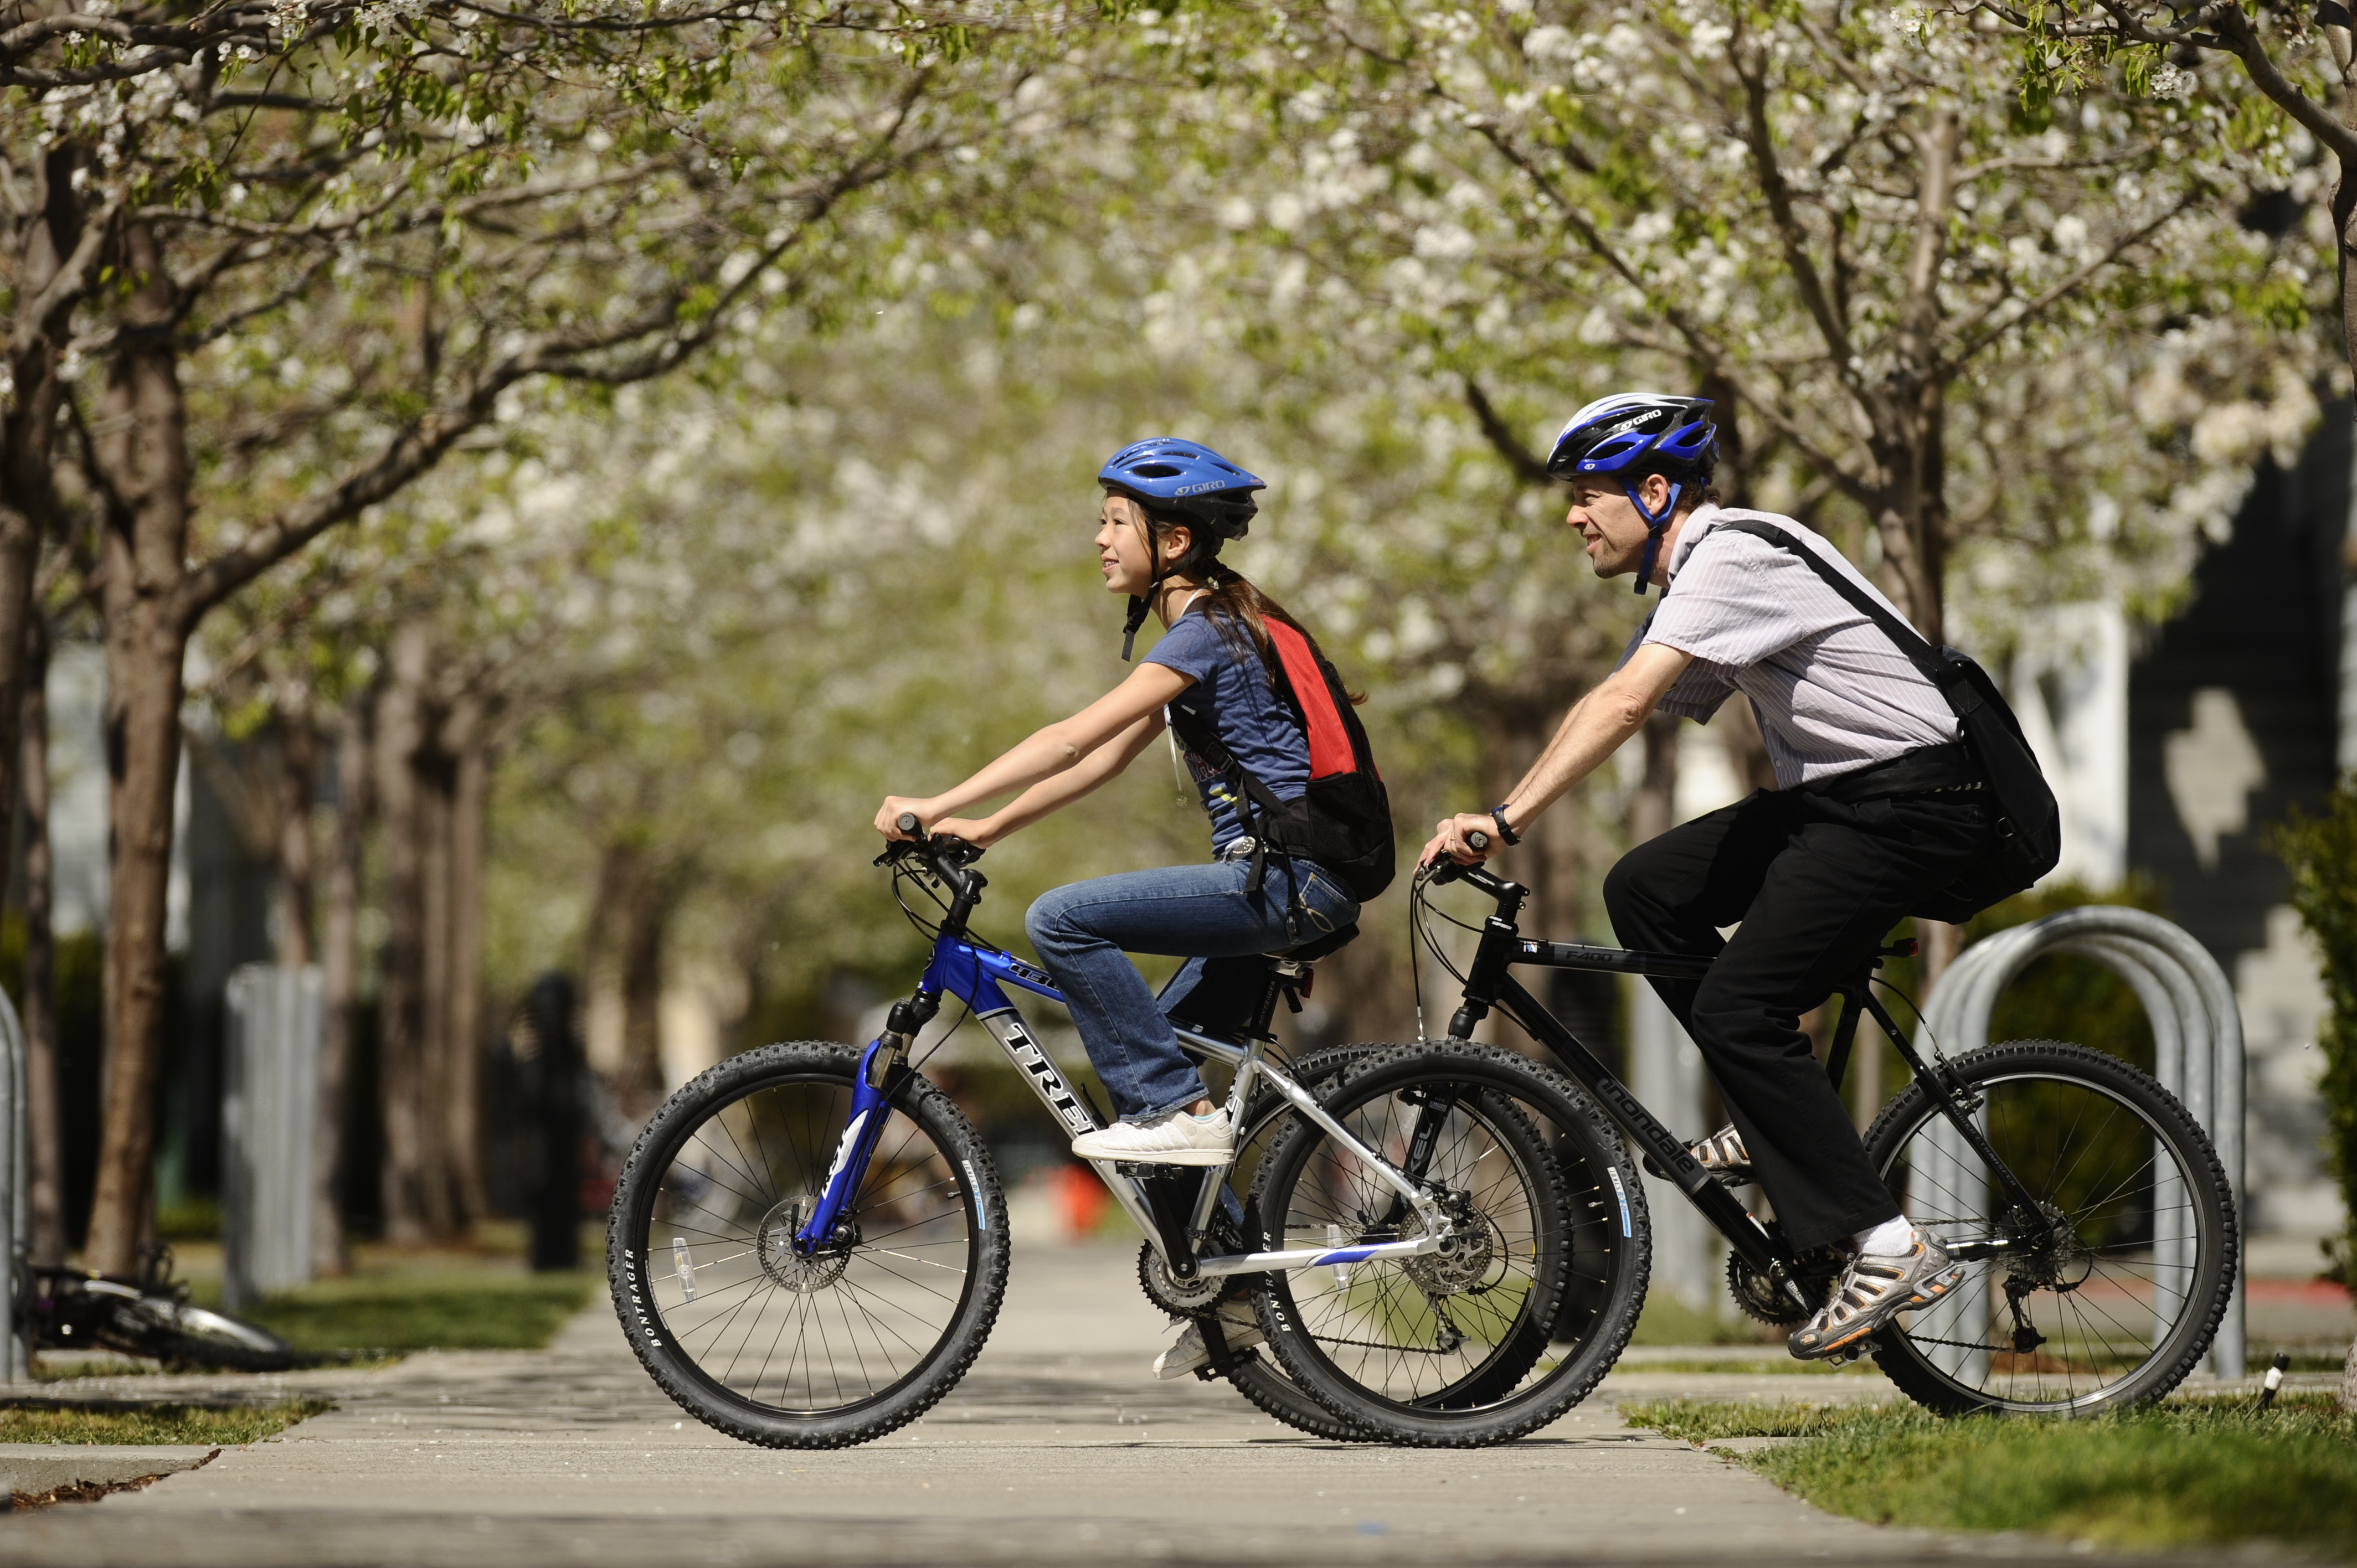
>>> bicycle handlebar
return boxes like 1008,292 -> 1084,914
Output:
1418,827 -> 1499,890
874,816 -> 986,903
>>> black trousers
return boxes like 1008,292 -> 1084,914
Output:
1602,785 -> 1998,1251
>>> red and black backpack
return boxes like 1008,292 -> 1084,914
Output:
1164,618 -> 1396,905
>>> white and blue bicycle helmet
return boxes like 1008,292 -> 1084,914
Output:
1098,439 -> 1265,658
1546,394 -> 1718,594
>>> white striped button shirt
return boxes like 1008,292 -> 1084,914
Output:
1614,504 -> 1958,787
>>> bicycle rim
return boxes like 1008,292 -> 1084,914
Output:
629,1065 -> 981,1420
1869,1048 -> 2231,1413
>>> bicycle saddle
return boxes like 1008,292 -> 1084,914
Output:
1269,921 -> 1358,964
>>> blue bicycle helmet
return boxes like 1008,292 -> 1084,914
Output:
1546,394 -> 1717,594
1098,439 -> 1265,658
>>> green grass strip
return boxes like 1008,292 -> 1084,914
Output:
1623,1395 -> 2357,1553
0,1400 -> 332,1446
230,1270 -> 600,1352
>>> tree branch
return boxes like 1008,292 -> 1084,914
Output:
1941,189 -> 2196,370
1731,37 -> 1864,398
1461,378 -> 1552,485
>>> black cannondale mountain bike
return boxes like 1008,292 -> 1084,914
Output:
1382,843 -> 2237,1428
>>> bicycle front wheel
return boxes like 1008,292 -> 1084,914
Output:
1863,1039 -> 2236,1415
1249,1040 -> 1649,1447
609,1041 -> 1010,1448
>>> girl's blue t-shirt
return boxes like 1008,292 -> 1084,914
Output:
1144,608 -> 1310,853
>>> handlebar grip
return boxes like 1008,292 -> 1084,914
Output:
896,813 -> 922,837
1465,829 -> 1490,854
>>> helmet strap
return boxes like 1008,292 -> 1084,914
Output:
1625,477 -> 1684,597
1119,537 -> 1218,660
1120,595 -> 1152,661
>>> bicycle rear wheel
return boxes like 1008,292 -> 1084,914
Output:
1249,1040 -> 1649,1447
1862,1039 -> 2235,1414
609,1041 -> 1009,1447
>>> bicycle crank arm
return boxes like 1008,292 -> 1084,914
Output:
1942,1236 -> 2021,1262
1191,1235 -> 1447,1277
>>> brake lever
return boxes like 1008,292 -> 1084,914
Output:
1418,828 -> 1492,889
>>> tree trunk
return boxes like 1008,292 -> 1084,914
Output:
1484,711 -> 1591,950
20,614 -> 65,1263
442,697 -> 491,1224
1630,714 -> 1681,847
277,714 -> 318,967
374,626 -> 434,1242
2341,1332 -> 2355,1414
85,219 -> 193,1275
1712,695 -> 1776,797
313,693 -> 372,1276
613,843 -> 670,1123
0,151 -> 84,921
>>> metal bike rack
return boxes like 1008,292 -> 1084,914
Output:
1922,907 -> 2245,1380
0,984 -> 25,1382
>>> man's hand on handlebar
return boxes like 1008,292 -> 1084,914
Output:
1421,812 -> 1505,868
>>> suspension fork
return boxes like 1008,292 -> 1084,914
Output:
794,993 -> 932,1254
1852,986 -> 2046,1224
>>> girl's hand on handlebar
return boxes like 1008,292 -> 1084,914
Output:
876,797 -> 937,840
1421,812 -> 1502,868
930,816 -> 997,848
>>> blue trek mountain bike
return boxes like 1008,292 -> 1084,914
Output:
607,824 -> 1649,1448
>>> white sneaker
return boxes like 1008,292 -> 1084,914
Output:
1071,1107 -> 1233,1166
1152,1299 -> 1263,1380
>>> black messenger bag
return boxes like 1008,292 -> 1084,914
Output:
1718,520 -> 2060,922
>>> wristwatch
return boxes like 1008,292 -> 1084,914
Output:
1489,806 -> 1522,847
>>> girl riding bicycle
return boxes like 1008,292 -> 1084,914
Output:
876,439 -> 1381,1376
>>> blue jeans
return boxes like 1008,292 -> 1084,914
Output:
1023,858 -> 1360,1122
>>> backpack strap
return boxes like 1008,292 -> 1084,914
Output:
1711,520 -> 1937,665
1165,695 -> 1292,895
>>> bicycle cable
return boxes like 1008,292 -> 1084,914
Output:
1406,863 -> 1489,1042
884,853 -> 1013,1074
1865,967 -> 1946,1066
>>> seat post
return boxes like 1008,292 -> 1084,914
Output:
1243,957 -> 1296,1041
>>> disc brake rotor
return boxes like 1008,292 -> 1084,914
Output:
755,1198 -> 853,1292
1399,1198 -> 1499,1297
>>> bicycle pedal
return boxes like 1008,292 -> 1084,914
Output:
1114,1161 -> 1198,1182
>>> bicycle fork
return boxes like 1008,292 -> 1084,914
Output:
794,1036 -> 903,1255
796,976 -> 952,1256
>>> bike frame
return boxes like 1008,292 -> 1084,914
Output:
1428,863 -> 2050,1304
794,854 -> 1453,1284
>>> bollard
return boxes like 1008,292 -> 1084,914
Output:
223,965 -> 325,1312
1922,907 -> 2246,1379
0,985 -> 23,1381
522,973 -> 585,1272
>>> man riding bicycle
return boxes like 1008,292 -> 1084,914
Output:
1424,393 -> 1995,1361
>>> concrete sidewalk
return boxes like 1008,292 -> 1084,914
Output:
0,1245 -> 2209,1566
